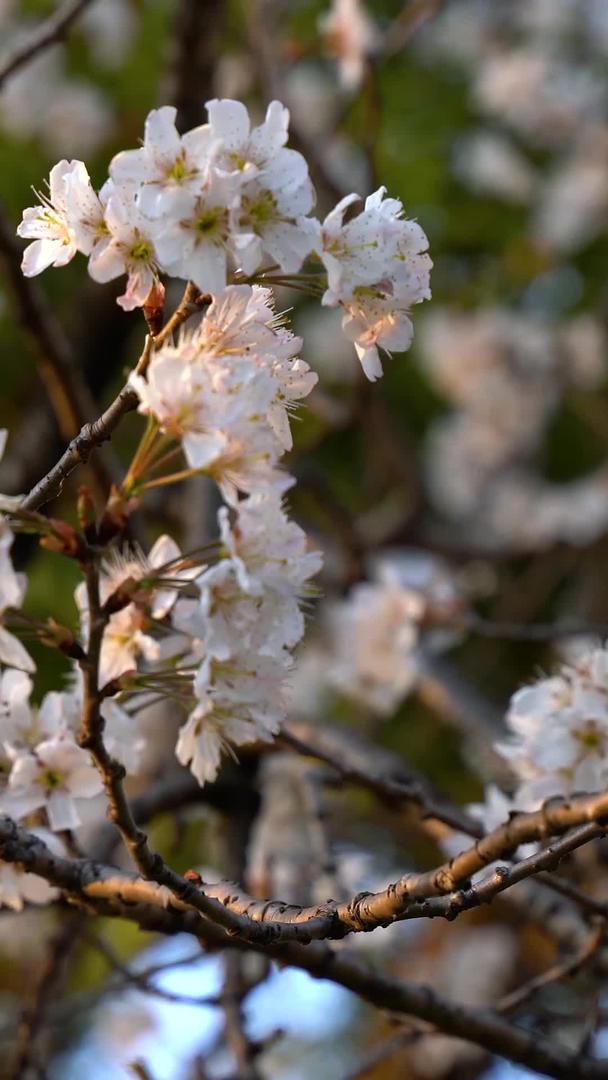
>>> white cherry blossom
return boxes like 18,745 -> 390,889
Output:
110,105 -> 213,215
17,160 -> 83,276
18,160 -> 106,276
151,169 -> 252,294
1,732 -> 103,831
495,645 -> 608,807
176,699 -> 259,786
314,186 -> 432,378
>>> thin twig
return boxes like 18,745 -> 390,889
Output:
280,721 -> 483,836
497,921 -> 605,1014
20,283 -> 203,511
0,200 -> 115,503
9,910 -> 85,1079
0,0 -> 95,90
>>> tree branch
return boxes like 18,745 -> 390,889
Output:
0,820 -> 606,1080
20,283 -> 203,511
0,0 -> 95,90
280,721 -> 483,836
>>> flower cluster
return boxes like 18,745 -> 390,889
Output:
173,493 -> 322,785
326,551 -> 459,713
315,188 -> 432,380
497,646 -> 608,807
0,667 -> 145,833
418,309 -> 607,549
17,98 -> 431,379
79,286 -> 321,787
130,285 -> 316,502
442,640 -> 608,870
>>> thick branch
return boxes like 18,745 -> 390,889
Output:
0,820 -> 606,1080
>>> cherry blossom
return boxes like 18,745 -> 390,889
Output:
1,732 -> 103,831
497,648 -> 608,805
314,187 -> 432,378
109,105 -> 213,216
0,668 -> 33,746
17,160 -> 106,277
87,189 -> 159,311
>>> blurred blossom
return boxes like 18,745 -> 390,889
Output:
215,52 -> 256,101
489,469 -> 608,550
474,49 -> 604,147
533,135 -> 608,253
418,307 -> 607,547
452,130 -> 536,203
80,0 -> 136,69
408,926 -> 517,1077
283,63 -> 341,138
318,0 -> 378,90
327,550 -> 459,713
418,0 -> 499,66
0,49 -> 113,156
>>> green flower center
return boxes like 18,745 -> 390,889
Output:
196,209 -> 222,235
43,769 -> 63,790
130,239 -> 153,262
168,156 -> 188,182
246,191 -> 277,228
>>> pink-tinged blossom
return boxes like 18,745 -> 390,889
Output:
196,285 -> 301,359
87,190 -> 159,311
319,0 -> 378,89
76,534 -> 188,686
1,732 -> 103,831
100,533 -> 195,621
131,342 -> 291,504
